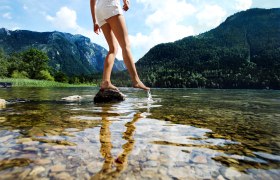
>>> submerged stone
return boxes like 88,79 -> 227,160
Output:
0,99 -> 6,109
93,89 -> 125,103
0,158 -> 33,171
61,95 -> 82,101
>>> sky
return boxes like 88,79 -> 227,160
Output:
0,0 -> 279,61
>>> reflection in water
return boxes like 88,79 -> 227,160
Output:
0,87 -> 280,179
92,108 -> 141,180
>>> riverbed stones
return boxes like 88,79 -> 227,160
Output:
0,99 -> 6,108
94,89 -> 125,103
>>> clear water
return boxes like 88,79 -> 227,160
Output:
0,87 -> 279,179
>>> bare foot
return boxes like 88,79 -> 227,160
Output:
100,81 -> 119,91
133,81 -> 150,91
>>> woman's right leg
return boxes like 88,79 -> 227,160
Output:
106,15 -> 149,91
100,23 -> 119,90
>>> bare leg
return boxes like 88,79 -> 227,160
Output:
106,15 -> 150,91
100,23 -> 119,90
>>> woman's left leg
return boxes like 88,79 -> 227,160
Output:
100,23 -> 119,90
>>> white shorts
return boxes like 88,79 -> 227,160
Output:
96,0 -> 123,27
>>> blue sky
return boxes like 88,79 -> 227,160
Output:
0,0 -> 279,61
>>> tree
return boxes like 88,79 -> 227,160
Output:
0,49 -> 8,77
54,71 -> 68,83
20,48 -> 50,79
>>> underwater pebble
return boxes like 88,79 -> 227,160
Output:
50,164 -> 66,172
168,167 -> 189,179
224,167 -> 241,179
16,138 -> 33,143
191,155 -> 208,164
29,166 -> 46,176
0,135 -> 14,142
35,159 -> 52,165
0,99 -> 6,108
53,172 -> 73,180
217,174 -> 226,180
19,168 -> 31,179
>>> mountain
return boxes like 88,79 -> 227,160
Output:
136,8 -> 280,89
0,29 -> 125,76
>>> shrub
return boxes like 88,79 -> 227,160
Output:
38,70 -> 55,81
11,70 -> 29,79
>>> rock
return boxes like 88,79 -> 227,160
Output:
35,159 -> 52,165
31,138 -> 76,146
191,155 -> 208,164
168,167 -> 189,179
190,151 -> 208,164
29,166 -> 46,176
19,168 -> 31,179
50,164 -> 66,172
16,138 -> 33,144
0,135 -> 13,143
53,172 -> 73,180
0,117 -> 6,123
217,175 -> 226,180
0,82 -> 12,88
94,89 -> 125,103
224,167 -> 241,179
0,158 -> 33,171
61,95 -> 82,101
0,99 -> 6,108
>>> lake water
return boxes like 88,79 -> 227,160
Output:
0,87 -> 280,179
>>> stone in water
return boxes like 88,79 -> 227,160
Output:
61,95 -> 82,101
94,89 -> 125,103
0,99 -> 6,109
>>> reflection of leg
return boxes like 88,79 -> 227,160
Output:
100,118 -> 113,171
100,23 -> 119,91
106,15 -> 149,91
114,112 -> 142,173
91,112 -> 142,179
91,117 -> 113,180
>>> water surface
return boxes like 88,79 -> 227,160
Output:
0,87 -> 279,179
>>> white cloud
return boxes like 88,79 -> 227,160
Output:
45,6 -> 116,58
130,0 -> 196,60
144,0 -> 196,27
46,6 -> 79,30
23,4 -> 28,10
235,0 -> 252,10
2,12 -> 12,19
196,5 -> 227,28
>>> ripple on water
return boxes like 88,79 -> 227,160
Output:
0,88 -> 279,179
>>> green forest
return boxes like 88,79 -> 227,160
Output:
0,48 -> 101,85
134,8 -> 280,89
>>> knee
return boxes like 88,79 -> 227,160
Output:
108,46 -> 118,56
121,42 -> 131,53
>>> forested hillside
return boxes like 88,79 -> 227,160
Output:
0,29 -> 125,76
136,8 -> 280,89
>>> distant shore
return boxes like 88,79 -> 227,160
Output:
0,78 -> 97,88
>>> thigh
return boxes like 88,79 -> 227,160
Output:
101,23 -> 118,51
106,15 -> 130,49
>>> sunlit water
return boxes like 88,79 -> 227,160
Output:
0,87 -> 279,179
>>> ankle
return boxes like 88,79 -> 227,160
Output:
102,80 -> 111,84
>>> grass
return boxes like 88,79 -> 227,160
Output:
0,78 -> 97,87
